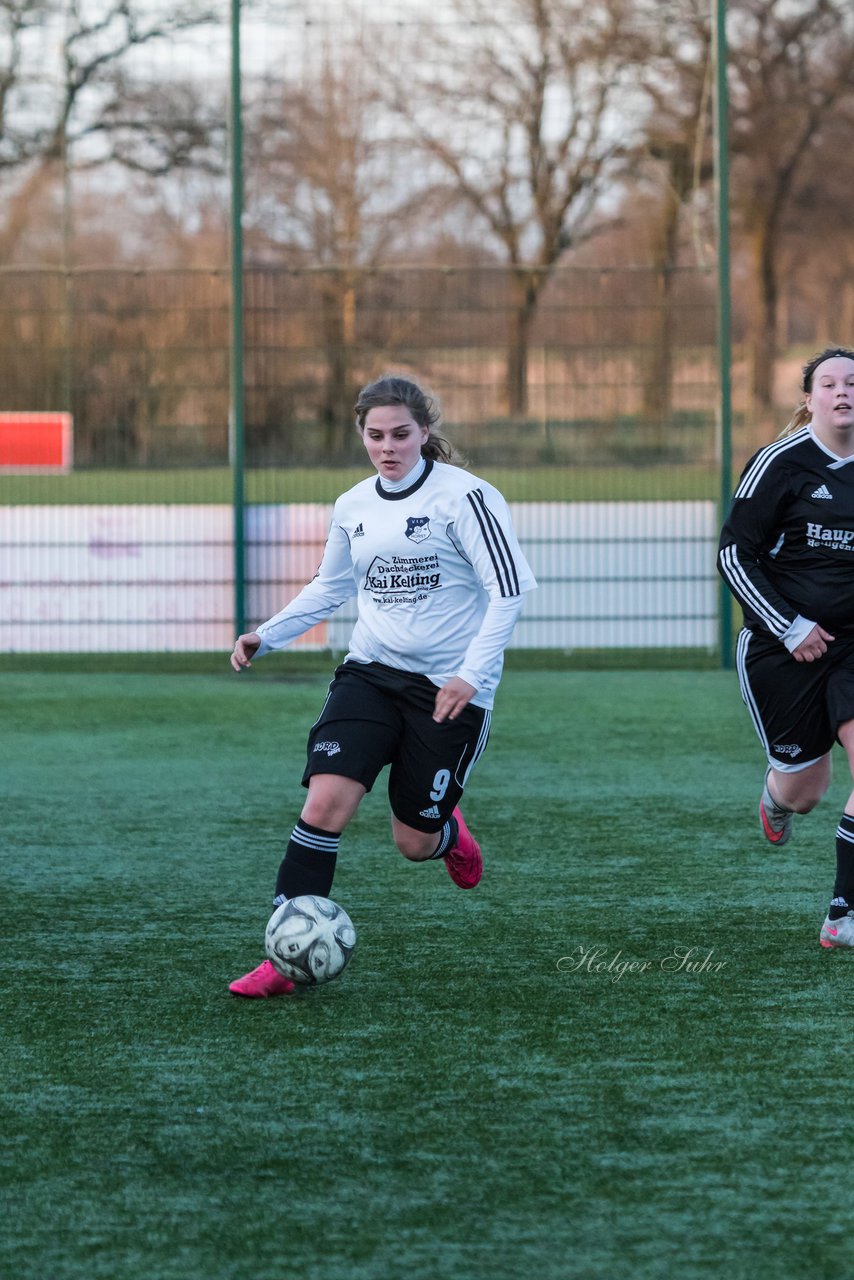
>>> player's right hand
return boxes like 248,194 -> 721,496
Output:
231,632 -> 262,672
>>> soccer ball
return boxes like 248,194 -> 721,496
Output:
264,895 -> 356,987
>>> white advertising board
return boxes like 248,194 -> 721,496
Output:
0,501 -> 717,652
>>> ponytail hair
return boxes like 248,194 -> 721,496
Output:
354,374 -> 456,464
778,404 -> 812,438
779,345 -> 854,437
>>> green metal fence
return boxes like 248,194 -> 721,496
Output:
0,263 -> 727,661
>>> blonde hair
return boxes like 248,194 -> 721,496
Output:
778,404 -> 812,438
779,345 -> 854,438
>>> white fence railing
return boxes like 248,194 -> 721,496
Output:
0,501 -> 718,652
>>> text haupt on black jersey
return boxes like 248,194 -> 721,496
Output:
805,521 -> 854,551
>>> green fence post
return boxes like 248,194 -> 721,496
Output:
230,0 -> 246,640
714,0 -> 733,670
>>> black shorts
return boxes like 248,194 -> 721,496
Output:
736,628 -> 854,770
302,661 -> 491,832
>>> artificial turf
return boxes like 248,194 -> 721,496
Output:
1,666 -> 851,1279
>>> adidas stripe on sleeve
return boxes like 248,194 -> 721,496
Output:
718,432 -> 813,646
465,488 -> 522,597
455,484 -> 533,601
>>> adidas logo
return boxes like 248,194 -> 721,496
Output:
353,523 -> 365,537
419,804 -> 441,819
811,484 -> 833,499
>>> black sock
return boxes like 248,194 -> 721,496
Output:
274,821 -> 340,902
427,816 -> 459,859
831,814 -> 854,916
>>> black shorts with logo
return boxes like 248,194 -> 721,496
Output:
302,661 -> 491,832
737,628 -> 854,770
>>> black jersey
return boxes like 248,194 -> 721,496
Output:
719,426 -> 854,641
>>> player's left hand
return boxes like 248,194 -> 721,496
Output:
791,623 -> 835,663
433,677 -> 477,723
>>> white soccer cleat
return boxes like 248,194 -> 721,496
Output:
759,769 -> 794,846
820,914 -> 854,949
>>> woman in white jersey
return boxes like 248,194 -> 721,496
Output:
718,347 -> 854,949
229,374 -> 537,996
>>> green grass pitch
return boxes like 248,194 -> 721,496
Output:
0,463 -> 721,504
1,665 -> 850,1279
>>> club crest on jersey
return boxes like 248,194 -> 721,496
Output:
405,516 -> 431,543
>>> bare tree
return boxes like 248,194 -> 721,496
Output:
0,1 -> 55,167
618,0 -> 854,437
725,0 -> 854,417
384,0 -> 649,416
87,78 -> 224,178
0,0 -> 219,261
631,0 -> 714,430
780,101 -> 854,348
244,29 -> 426,455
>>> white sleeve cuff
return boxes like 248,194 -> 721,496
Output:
781,615 -> 817,652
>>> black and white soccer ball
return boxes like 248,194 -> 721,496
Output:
264,895 -> 356,987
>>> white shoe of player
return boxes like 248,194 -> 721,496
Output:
820,913 -> 854,949
759,769 -> 794,846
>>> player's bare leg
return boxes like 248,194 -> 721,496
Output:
301,774 -> 366,831
392,809 -> 482,888
760,754 -> 830,846
230,775 -> 365,996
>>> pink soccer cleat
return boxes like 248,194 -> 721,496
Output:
229,959 -> 296,998
443,806 -> 483,889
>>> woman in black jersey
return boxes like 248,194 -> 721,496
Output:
718,346 -> 854,948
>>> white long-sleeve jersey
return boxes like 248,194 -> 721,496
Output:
254,459 -> 537,709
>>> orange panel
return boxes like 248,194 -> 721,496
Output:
0,413 -> 73,471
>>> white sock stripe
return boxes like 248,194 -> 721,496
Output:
837,826 -> 854,845
291,825 -> 340,852
434,821 -> 454,857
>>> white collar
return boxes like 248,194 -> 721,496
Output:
809,424 -> 854,468
378,456 -> 427,493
